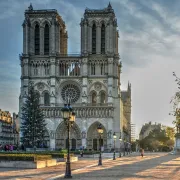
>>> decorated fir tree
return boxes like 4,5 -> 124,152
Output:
21,82 -> 46,148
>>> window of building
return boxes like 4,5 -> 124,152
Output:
91,63 -> 95,75
92,92 -> 97,104
44,92 -> 50,106
92,24 -> 96,54
100,91 -> 106,104
101,23 -> 105,54
44,64 -> 49,75
35,24 -> 40,55
34,64 -> 38,76
44,24 -> 49,55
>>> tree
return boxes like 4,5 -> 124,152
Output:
166,139 -> 175,150
165,127 -> 175,140
21,82 -> 46,148
170,72 -> 180,127
151,140 -> 161,151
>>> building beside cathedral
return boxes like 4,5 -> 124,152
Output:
19,3 -> 131,150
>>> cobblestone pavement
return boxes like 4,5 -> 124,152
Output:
0,153 -> 179,180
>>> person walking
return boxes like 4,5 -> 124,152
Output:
140,148 -> 144,157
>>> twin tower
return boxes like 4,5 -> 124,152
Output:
19,3 -> 131,150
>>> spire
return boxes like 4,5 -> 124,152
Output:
108,2 -> 112,9
28,3 -> 33,11
128,81 -> 131,91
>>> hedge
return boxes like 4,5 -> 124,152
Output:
0,154 -> 52,161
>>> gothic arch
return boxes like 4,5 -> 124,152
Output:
31,20 -> 41,29
89,20 -> 98,27
55,121 -> 82,150
42,90 -> 50,106
41,19 -> 52,27
99,19 -> 108,27
87,121 -> 107,150
99,90 -> 107,104
88,81 -> 108,94
44,127 -> 50,148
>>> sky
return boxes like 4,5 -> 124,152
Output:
0,0 -> 179,136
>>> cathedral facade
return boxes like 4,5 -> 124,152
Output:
19,3 -> 131,150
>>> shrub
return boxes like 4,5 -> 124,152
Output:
0,154 -> 52,161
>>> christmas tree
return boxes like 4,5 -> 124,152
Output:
21,82 -> 46,148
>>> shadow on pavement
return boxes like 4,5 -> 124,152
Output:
57,154 -> 180,179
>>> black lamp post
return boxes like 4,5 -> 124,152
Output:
123,139 -> 126,156
97,123 -> 103,166
119,134 -> 122,158
113,132 -> 116,160
61,104 -> 76,179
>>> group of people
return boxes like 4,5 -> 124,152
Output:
0,144 -> 14,151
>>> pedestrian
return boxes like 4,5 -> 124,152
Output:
80,150 -> 83,157
140,148 -> 144,157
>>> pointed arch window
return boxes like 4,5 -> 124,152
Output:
101,23 -> 105,54
44,24 -> 49,55
44,64 -> 49,75
91,63 -> 95,75
34,64 -> 38,76
92,24 -> 96,54
35,24 -> 40,55
44,92 -> 50,106
100,91 -> 106,104
92,92 -> 97,104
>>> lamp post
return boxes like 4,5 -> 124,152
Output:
123,139 -> 126,156
113,132 -> 116,160
119,135 -> 122,158
61,104 -> 76,179
97,123 -> 103,166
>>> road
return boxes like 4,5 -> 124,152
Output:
0,153 -> 179,180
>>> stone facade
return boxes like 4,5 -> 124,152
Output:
19,3 -> 131,151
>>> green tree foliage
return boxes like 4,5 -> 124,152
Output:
166,139 -> 175,149
170,72 -> 180,126
21,83 -> 46,148
139,127 -> 174,151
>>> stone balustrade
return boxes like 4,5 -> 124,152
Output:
41,105 -> 114,118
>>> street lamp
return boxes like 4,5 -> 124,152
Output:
61,104 -> 76,179
119,135 -> 122,158
123,139 -> 126,156
113,132 -> 117,160
97,123 -> 103,166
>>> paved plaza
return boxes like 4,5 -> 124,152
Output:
0,153 -> 179,180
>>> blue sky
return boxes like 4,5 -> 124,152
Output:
0,0 -> 179,136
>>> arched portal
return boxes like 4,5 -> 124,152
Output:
44,128 -> 50,148
87,122 -> 107,151
55,121 -> 82,150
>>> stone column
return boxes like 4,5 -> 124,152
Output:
56,23 -> 60,54
105,25 -> 108,54
22,23 -> 26,54
50,17 -> 56,54
80,20 -> 84,54
84,21 -> 88,53
29,26 -> 34,55
82,58 -> 88,103
50,57 -> 56,106
108,58 -> 113,104
88,26 -> 92,54
109,21 -> 113,53
23,58 -> 29,76
96,24 -> 101,54
26,24 -> 29,54
40,26 -> 44,55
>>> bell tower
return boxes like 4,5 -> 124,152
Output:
80,2 -> 119,56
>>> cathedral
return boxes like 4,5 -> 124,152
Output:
19,3 -> 131,151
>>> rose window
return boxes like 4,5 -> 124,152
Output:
61,84 -> 80,103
